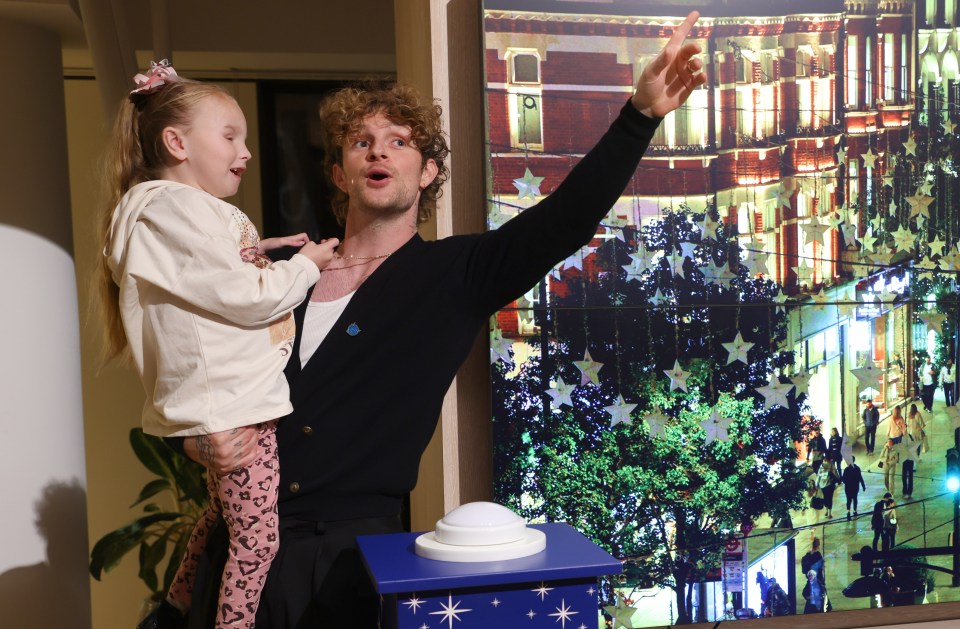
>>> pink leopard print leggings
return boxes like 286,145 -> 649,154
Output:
168,421 -> 279,628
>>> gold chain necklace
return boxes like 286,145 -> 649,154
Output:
333,250 -> 392,261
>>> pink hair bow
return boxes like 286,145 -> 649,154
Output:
130,59 -> 179,95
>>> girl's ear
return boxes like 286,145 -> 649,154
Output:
161,126 -> 188,161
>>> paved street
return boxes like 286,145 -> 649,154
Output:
784,390 -> 960,613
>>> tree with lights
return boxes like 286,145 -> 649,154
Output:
492,207 -> 809,625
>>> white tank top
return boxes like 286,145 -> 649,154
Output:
299,291 -> 355,368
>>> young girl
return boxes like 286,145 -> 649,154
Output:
97,60 -> 338,628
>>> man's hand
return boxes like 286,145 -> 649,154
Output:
183,427 -> 260,474
259,232 -> 311,254
631,11 -> 707,119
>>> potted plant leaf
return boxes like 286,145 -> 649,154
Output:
89,427 -> 207,607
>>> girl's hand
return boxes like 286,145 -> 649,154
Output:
259,232 -> 311,254
631,11 -> 708,119
183,426 -> 259,474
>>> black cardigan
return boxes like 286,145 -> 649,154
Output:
253,101 -> 657,521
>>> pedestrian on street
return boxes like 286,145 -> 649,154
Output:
862,399 -> 879,455
807,427 -> 827,473
802,570 -> 826,614
887,406 -> 906,445
871,492 -> 893,550
842,455 -> 866,519
817,455 -> 841,518
901,439 -> 916,500
879,438 -> 900,495
882,497 -> 898,550
765,578 -> 789,616
941,358 -> 956,407
906,403 -> 926,459
921,356 -> 937,412
801,537 -> 826,587
828,427 -> 843,474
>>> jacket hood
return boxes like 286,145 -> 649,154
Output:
104,180 -> 191,284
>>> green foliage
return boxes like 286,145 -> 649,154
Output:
492,206 -> 807,624
89,428 -> 207,598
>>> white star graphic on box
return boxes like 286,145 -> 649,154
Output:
513,168 -> 543,199
722,331 -> 754,365
605,395 -> 637,428
491,598 -> 500,607
428,594 -> 472,629
527,609 -> 537,619
586,587 -> 596,596
532,582 -> 554,600
664,360 -> 691,392
403,595 -> 424,613
548,599 -> 580,628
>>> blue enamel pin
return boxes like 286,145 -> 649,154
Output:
347,323 -> 361,336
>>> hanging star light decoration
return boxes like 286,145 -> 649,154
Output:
903,134 -> 918,156
882,173 -> 895,187
574,350 -> 604,386
905,193 -> 934,219
945,118 -> 957,134
697,213 -> 721,240
861,148 -> 878,168
773,291 -> 789,313
792,260 -> 814,288
825,212 -> 843,231
740,250 -> 768,276
645,407 -> 670,439
663,360 -> 691,393
679,241 -> 699,261
920,312 -> 947,334
721,331 -> 754,365
889,153 -> 898,168
664,251 -> 687,279
810,288 -> 830,312
802,218 -> 828,245
859,230 -> 878,254
513,167 -> 544,200
774,187 -> 792,210
604,213 -> 630,241
891,224 -> 916,253
836,146 -> 847,163
702,408 -> 733,445
605,395 -> 637,428
546,377 -> 576,410
928,236 -> 947,258
850,363 -> 883,394
604,596 -> 639,629
791,372 -> 812,398
755,376 -> 794,410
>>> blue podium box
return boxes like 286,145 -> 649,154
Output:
357,522 -> 621,629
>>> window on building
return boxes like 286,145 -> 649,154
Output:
758,84 -> 777,137
901,35 -> 909,102
675,84 -> 709,146
949,0 -> 957,27
797,77 -> 813,129
796,48 -> 808,78
507,51 -> 543,148
926,0 -> 937,27
884,34 -> 895,102
736,87 -> 756,140
865,36 -> 873,108
848,161 -> 860,205
846,35 -> 858,108
815,74 -> 833,127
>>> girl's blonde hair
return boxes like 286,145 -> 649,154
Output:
95,79 -> 234,362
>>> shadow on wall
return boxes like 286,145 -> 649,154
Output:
0,480 -> 92,629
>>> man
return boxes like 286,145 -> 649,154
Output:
180,12 -> 708,629
882,496 -> 898,551
871,492 -> 893,551
862,399 -> 879,454
921,356 -> 936,411
807,427 -> 827,473
842,454 -> 866,519
941,358 -> 956,407
802,569 -> 825,614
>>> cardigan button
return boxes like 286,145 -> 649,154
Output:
302,425 -> 313,435
289,482 -> 300,493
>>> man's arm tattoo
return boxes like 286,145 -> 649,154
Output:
197,435 -> 214,464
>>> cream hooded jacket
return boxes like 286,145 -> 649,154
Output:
105,181 -> 321,437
